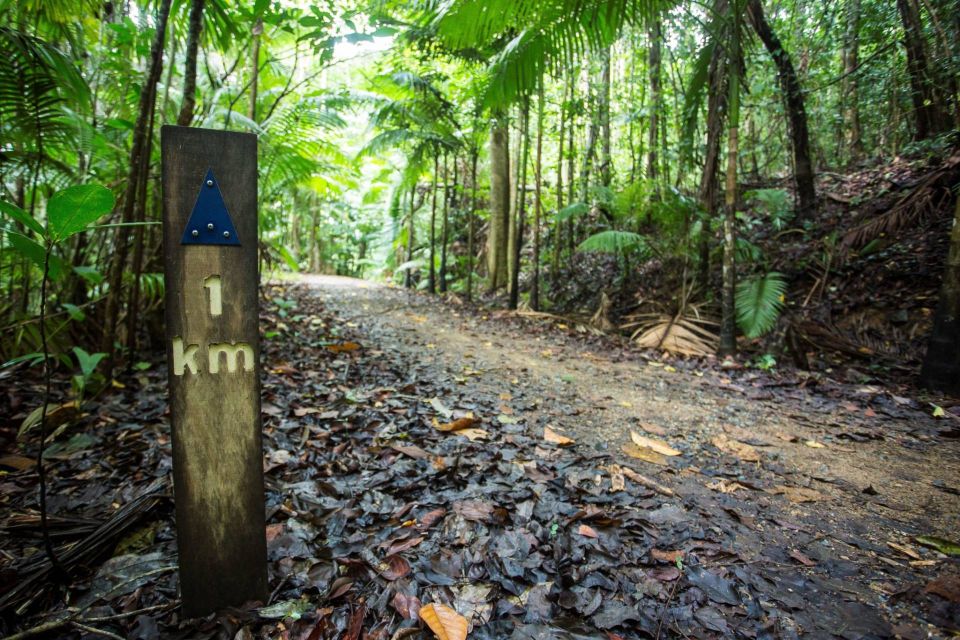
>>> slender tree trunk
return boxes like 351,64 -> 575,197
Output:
439,154 -> 452,293
747,0 -> 816,222
101,0 -> 172,363
647,17 -> 662,190
124,89 -> 158,356
566,78 -> 577,254
467,145 -> 478,300
509,100 -> 530,310
428,153 -> 438,294
405,184 -> 415,289
920,197 -> 960,393
897,0 -> 948,139
580,66 -> 599,203
719,1 -> 741,357
488,116 -> 511,291
698,21 -> 727,291
598,47 -> 612,187
553,77 -> 567,286
248,19 -> 263,122
176,0 -> 205,126
532,84 -> 544,311
841,0 -> 863,164
311,201 -> 320,273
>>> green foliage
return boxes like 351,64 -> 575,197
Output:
46,185 -> 115,242
556,202 -> 590,222
578,230 -> 649,255
71,347 -> 106,399
735,272 -> 787,339
745,188 -> 792,230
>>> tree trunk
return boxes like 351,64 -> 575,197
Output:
920,197 -> 960,393
101,0 -> 172,362
176,0 -> 205,126
697,22 -> 727,291
467,146 -> 478,300
747,0 -> 816,222
532,84 -> 544,312
598,46 -> 612,187
509,100 -> 530,310
646,18 -> 662,189
439,154 -> 452,293
248,19 -> 263,122
719,1 -> 741,358
580,66 -> 599,203
487,117 -> 511,291
429,153 -> 438,294
897,0 -> 948,139
553,75 -> 567,286
841,0 -> 863,164
405,184 -> 415,288
311,201 -> 320,273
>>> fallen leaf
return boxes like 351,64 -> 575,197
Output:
621,443 -> 666,465
887,541 -> 921,560
544,426 -> 575,445
378,555 -> 411,581
434,415 -> 479,432
0,454 -> 34,471
789,549 -> 816,566
430,398 -> 454,418
650,549 -> 682,563
916,535 -> 960,556
630,431 -> 680,456
456,427 -> 489,441
392,592 -> 422,620
420,602 -> 468,640
706,479 -> 746,493
711,434 -> 761,462
804,439 -> 825,448
326,342 -> 361,353
638,422 -> 668,436
578,524 -> 599,538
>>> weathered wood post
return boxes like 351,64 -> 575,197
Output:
161,125 -> 267,616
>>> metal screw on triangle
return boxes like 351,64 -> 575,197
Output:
191,229 -> 199,237
207,223 -> 214,230
223,231 -> 231,239
206,180 -> 214,187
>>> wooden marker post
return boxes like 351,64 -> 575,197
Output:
161,126 -> 267,616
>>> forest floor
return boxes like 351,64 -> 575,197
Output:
2,275 -> 960,639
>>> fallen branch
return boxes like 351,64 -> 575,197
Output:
620,466 -> 676,497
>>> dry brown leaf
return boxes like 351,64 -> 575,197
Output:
621,443 -> 667,465
650,549 -> 683,563
630,431 -> 681,456
0,454 -> 34,471
326,341 -> 361,353
456,428 -> 489,441
434,416 -> 479,432
706,479 -> 746,493
420,602 -> 468,640
771,485 -> 823,503
544,426 -> 575,446
638,422 -> 668,436
619,466 -> 675,496
804,439 -> 825,449
578,524 -> 599,538
711,434 -> 761,462
888,541 -> 921,560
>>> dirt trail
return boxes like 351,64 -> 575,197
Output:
292,274 -> 960,635
300,275 -> 959,533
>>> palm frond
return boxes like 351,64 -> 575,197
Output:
578,230 -> 649,255
735,272 -> 787,338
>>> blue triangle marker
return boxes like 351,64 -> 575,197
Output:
181,169 -> 241,246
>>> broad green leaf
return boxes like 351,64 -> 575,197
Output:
6,231 -> 65,280
0,200 -> 44,236
47,184 -> 115,243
